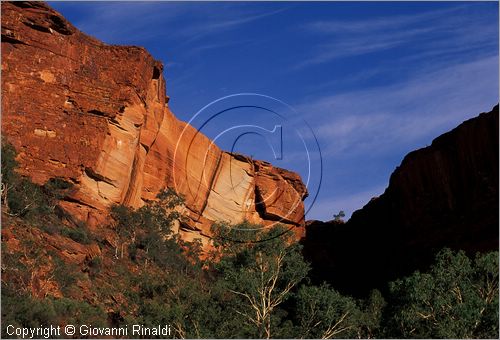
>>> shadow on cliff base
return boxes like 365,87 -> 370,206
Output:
302,105 -> 499,297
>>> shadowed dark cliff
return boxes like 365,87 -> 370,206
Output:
303,105 -> 499,296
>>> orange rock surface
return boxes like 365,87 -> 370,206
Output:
1,2 -> 307,246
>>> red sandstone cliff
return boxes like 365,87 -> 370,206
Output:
1,2 -> 307,247
303,105 -> 499,296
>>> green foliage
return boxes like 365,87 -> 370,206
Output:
1,140 -> 73,223
1,248 -> 31,295
1,287 -> 57,336
86,256 -> 102,278
51,297 -> 107,328
1,140 -> 19,184
37,221 -> 92,245
60,225 -> 91,244
110,188 -> 185,263
156,187 -> 185,209
293,285 -> 386,338
6,177 -> 52,219
0,143 -> 89,245
1,287 -> 106,338
356,289 -> 386,338
39,223 -> 62,235
210,222 -> 310,338
386,248 -> 499,338
333,210 -> 346,222
128,268 -> 216,339
52,256 -> 82,296
107,189 -> 217,337
295,283 -> 361,338
44,177 -> 73,191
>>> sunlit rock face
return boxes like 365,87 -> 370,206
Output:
1,2 -> 308,247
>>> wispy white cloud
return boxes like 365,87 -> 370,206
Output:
61,2 -> 288,46
183,39 -> 254,58
298,27 -> 433,67
306,6 -> 464,34
297,4 -> 497,67
297,55 -> 499,158
179,7 -> 289,45
66,2 -> 187,44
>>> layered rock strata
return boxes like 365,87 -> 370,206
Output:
1,2 -> 308,247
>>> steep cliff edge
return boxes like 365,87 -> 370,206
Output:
303,105 -> 499,296
1,2 -> 307,247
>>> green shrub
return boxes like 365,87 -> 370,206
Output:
44,177 -> 73,191
1,141 -> 73,223
88,256 -> 101,268
52,256 -> 81,295
295,283 -> 361,339
210,222 -> 310,338
1,286 -> 106,337
386,248 -> 499,338
87,256 -> 102,278
39,223 -> 63,235
1,140 -> 18,184
7,178 -> 51,219
110,188 -> 185,264
1,287 -> 57,336
61,225 -> 91,244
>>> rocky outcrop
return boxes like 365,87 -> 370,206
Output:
1,2 -> 307,247
303,105 -> 499,296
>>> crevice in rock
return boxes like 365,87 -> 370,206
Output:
254,186 -> 267,218
180,220 -> 199,232
231,153 -> 252,163
122,144 -> 146,206
1,33 -> 27,45
87,109 -> 108,117
23,21 -> 52,34
199,152 -> 224,216
152,66 -> 161,80
54,204 -> 82,227
140,142 -> 150,153
141,119 -> 162,155
108,117 -> 127,132
61,196 -> 98,210
260,210 -> 297,225
254,185 -> 298,226
49,14 -> 73,35
84,167 -> 116,187
134,89 -> 148,109
12,2 -> 47,9
64,97 -> 76,107
67,177 -> 80,184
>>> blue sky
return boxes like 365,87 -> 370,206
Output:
50,1 -> 499,221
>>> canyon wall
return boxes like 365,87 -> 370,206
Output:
1,2 -> 307,247
303,105 -> 499,296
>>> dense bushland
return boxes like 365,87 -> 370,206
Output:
1,141 -> 498,339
